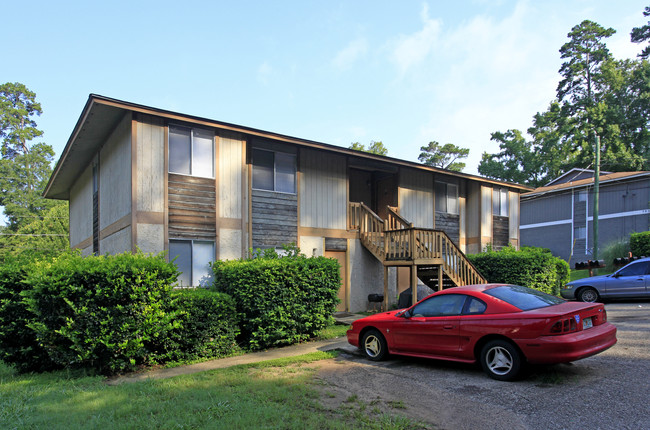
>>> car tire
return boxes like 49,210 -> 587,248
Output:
577,287 -> 599,303
480,340 -> 522,381
361,329 -> 388,361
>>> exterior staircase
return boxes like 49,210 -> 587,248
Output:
348,202 -> 485,304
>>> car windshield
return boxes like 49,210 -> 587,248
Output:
484,285 -> 564,311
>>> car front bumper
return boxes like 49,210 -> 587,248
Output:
560,288 -> 576,300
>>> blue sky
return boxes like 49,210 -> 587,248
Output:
2,1 -> 648,184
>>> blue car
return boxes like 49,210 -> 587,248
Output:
561,257 -> 650,302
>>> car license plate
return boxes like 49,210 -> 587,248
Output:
583,317 -> 593,330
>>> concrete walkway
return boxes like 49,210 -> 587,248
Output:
106,313 -> 366,386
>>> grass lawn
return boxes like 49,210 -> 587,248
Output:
1,350 -> 425,429
569,268 -> 612,282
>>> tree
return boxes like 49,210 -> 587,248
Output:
0,83 -> 67,243
348,140 -> 388,156
418,141 -> 469,172
631,6 -> 650,59
0,83 -> 43,159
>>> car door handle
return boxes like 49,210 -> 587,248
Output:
443,325 -> 454,330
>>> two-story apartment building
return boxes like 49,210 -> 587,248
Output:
44,95 -> 530,311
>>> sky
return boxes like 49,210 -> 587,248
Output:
2,1 -> 648,188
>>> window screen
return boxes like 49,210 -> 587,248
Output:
192,241 -> 214,286
252,149 -> 274,190
169,240 -> 192,287
169,126 -> 191,175
252,148 -> 296,193
168,126 -> 214,177
193,129 -> 214,178
275,152 -> 296,193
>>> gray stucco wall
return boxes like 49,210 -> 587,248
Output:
349,239 -> 397,312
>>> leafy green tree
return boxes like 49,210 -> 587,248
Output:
0,82 -> 68,253
0,83 -> 43,159
348,140 -> 388,155
631,6 -> 650,59
418,141 -> 469,172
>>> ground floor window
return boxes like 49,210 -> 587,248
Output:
169,240 -> 215,287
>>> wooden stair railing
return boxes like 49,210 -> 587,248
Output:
351,203 -> 486,288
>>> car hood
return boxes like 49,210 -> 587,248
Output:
569,274 -> 610,286
356,310 -> 405,323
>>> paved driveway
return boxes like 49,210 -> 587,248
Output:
319,301 -> 650,429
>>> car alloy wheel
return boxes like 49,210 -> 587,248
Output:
480,340 -> 522,381
362,329 -> 388,361
578,288 -> 598,303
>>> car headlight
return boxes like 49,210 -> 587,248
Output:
561,284 -> 572,290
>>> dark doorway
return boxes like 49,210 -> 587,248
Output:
349,168 -> 397,218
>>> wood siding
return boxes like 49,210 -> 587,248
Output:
136,115 -> 165,213
219,132 -> 244,219
69,164 -> 93,248
252,189 -> 297,248
399,168 -> 434,228
435,212 -> 460,245
168,173 -> 216,240
99,114 -> 132,230
299,149 -> 347,230
492,216 -> 509,248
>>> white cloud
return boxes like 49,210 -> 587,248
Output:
257,62 -> 273,85
389,3 -> 442,74
332,38 -> 368,70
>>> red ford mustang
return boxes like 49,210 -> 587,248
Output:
347,284 -> 617,380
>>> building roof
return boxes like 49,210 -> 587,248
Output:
544,168 -> 613,186
44,94 -> 532,199
522,171 -> 650,199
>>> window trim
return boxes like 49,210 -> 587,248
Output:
251,147 -> 297,194
168,124 -> 215,178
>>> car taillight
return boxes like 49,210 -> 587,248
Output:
548,317 -> 579,335
602,309 -> 607,323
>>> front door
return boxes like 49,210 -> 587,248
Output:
325,250 -> 347,311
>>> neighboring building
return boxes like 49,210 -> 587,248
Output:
44,94 -> 529,311
521,168 -> 650,263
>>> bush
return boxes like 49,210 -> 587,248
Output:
468,246 -> 569,296
630,231 -> 650,257
166,288 -> 241,361
0,258 -> 58,373
601,238 -> 630,272
23,251 -> 180,375
212,250 -> 340,350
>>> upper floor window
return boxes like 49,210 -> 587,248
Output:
169,125 -> 214,178
435,181 -> 458,214
576,189 -> 587,202
252,148 -> 296,193
493,188 -> 509,217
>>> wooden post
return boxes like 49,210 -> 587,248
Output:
411,264 -> 418,306
438,264 -> 444,291
383,266 -> 389,312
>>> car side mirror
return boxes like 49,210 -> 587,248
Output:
400,309 -> 411,318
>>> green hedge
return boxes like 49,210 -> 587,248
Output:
166,288 -> 241,361
212,252 -> 340,350
0,258 -> 58,373
630,231 -> 650,257
23,252 -> 180,375
467,246 -> 569,296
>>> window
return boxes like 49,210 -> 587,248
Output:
435,182 -> 458,214
463,297 -> 487,315
169,125 -> 214,178
484,285 -> 564,311
252,148 -> 296,193
493,188 -> 509,217
169,240 -> 214,287
574,226 -> 586,240
617,262 -> 650,277
576,189 -> 587,202
410,294 -> 466,317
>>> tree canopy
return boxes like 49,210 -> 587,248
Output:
418,141 -> 469,172
349,140 -> 388,156
479,12 -> 650,187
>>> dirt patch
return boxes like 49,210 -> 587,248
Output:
311,355 -> 527,430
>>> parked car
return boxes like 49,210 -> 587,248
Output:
346,284 -> 617,381
562,257 -> 650,302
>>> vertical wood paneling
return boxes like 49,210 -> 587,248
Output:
299,149 -> 346,229
219,132 -> 243,219
136,115 -> 165,213
508,191 -> 519,241
399,168 -> 434,228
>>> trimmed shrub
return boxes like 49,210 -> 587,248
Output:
0,258 -> 58,373
468,246 -> 569,296
23,251 -> 180,375
630,231 -> 650,257
166,288 -> 241,361
212,252 -> 340,350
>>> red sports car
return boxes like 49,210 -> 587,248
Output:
347,284 -> 617,381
